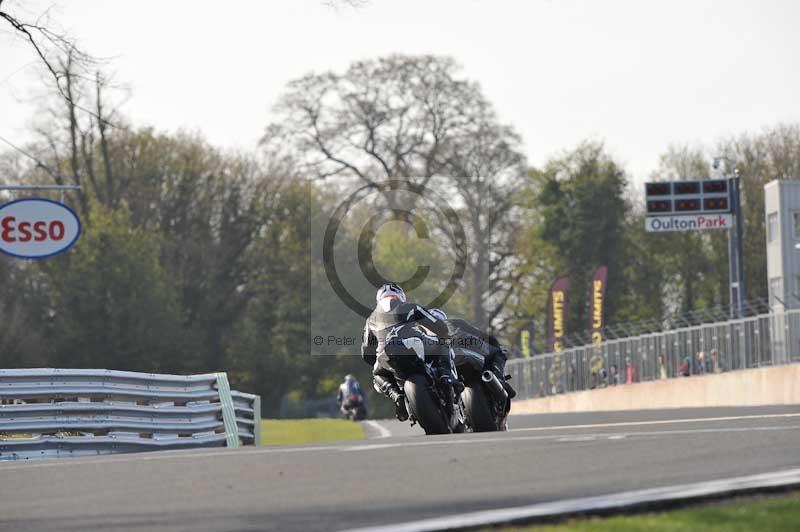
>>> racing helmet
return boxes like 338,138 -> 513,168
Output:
429,308 -> 448,321
375,283 -> 406,304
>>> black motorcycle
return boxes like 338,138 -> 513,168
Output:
397,359 -> 465,435
454,347 -> 510,432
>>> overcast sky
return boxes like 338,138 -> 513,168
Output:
2,0 -> 799,186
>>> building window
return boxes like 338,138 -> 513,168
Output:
768,212 -> 778,242
794,211 -> 800,239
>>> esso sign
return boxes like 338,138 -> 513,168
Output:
0,198 -> 81,259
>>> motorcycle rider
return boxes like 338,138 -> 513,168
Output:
429,308 -> 516,400
361,283 -> 460,422
337,374 -> 365,417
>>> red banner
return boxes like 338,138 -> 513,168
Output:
547,277 -> 570,353
589,266 -> 608,346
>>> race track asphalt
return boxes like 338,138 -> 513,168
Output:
2,405 -> 800,531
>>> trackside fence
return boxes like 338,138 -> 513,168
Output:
0,369 -> 260,460
508,309 -> 800,400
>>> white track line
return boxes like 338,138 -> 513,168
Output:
3,412 -> 797,471
340,424 -> 800,451
345,467 -> 800,532
363,420 -> 392,439
510,412 -> 800,433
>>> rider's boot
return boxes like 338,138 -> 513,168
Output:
490,352 -> 516,400
373,374 -> 409,421
502,378 -> 517,400
434,350 -> 464,395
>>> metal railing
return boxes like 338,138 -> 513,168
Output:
0,369 -> 261,460
508,309 -> 800,400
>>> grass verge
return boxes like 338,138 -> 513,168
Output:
260,418 -> 365,446
494,491 -> 800,531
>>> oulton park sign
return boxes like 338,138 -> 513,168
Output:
645,213 -> 733,233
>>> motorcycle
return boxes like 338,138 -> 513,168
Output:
341,394 -> 367,421
454,347 -> 510,432
397,358 -> 465,435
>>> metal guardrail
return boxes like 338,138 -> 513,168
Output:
0,369 -> 261,460
508,309 -> 800,400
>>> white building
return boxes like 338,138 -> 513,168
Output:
764,180 -> 800,363
764,180 -> 800,311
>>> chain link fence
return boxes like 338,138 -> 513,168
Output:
508,309 -> 800,401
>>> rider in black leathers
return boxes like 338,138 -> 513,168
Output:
429,309 -> 516,400
361,283 -> 459,421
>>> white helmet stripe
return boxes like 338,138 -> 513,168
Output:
417,306 -> 437,322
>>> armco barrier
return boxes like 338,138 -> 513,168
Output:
0,369 -> 260,460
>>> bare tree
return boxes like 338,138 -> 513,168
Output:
24,49 -> 127,217
264,55 -> 489,195
440,107 -> 527,330
0,0 -> 110,123
266,54 -> 527,329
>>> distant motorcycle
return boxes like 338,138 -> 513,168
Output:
341,394 -> 367,421
397,358 -> 465,435
454,347 -> 510,432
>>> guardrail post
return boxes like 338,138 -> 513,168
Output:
214,372 -> 240,449
253,395 -> 261,447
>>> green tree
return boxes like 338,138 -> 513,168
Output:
717,123 -> 800,304
44,203 -> 188,372
532,141 -> 629,340
647,145 -> 725,316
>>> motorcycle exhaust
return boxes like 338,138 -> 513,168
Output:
481,370 -> 508,403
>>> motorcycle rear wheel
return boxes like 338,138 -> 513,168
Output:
404,373 -> 449,435
462,384 -> 496,432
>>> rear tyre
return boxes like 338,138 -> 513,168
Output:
462,385 -> 496,432
404,374 -> 449,435
354,405 -> 367,421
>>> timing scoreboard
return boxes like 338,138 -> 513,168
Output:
644,179 -> 733,233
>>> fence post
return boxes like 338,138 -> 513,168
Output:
253,395 -> 262,447
215,372 -> 240,449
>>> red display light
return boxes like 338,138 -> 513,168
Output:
703,197 -> 729,211
674,181 -> 701,195
703,180 -> 728,194
647,200 -> 672,213
675,198 -> 700,211
646,182 -> 671,196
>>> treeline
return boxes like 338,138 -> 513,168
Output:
1,53 -> 799,414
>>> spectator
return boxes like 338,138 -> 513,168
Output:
695,351 -> 707,375
548,357 -> 563,394
710,349 -> 724,373
589,356 -> 604,389
598,367 -> 608,388
567,362 -> 577,392
538,380 -> 547,397
678,354 -> 692,377
640,353 -> 648,380
658,354 -> 668,379
624,356 -> 638,384
609,364 -> 620,386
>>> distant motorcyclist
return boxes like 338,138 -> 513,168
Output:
337,374 -> 367,420
429,308 -> 516,400
361,283 -> 459,421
